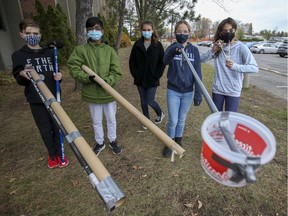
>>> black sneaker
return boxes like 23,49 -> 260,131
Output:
162,146 -> 172,158
93,143 -> 105,156
155,112 -> 165,124
109,140 -> 122,155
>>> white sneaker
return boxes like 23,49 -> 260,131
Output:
155,112 -> 165,124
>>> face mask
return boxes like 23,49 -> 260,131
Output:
87,30 -> 102,41
142,31 -> 152,39
176,34 -> 188,44
24,34 -> 41,46
220,32 -> 235,43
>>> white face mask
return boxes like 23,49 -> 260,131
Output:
87,30 -> 102,41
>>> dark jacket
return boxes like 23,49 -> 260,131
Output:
12,45 -> 57,104
163,42 -> 202,103
129,38 -> 165,88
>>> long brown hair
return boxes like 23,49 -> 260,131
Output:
140,20 -> 159,43
214,17 -> 237,56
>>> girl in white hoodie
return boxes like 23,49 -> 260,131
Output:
201,17 -> 259,112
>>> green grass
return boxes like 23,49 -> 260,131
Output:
0,47 -> 287,216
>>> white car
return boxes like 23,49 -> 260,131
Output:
250,43 -> 279,54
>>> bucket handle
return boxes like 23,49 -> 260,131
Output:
180,48 -> 261,183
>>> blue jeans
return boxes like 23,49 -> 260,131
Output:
166,89 -> 193,138
212,93 -> 240,112
137,86 -> 162,119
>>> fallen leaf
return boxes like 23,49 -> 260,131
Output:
72,180 -> 78,187
9,189 -> 19,195
9,178 -> 16,183
198,200 -> 203,209
184,203 -> 193,208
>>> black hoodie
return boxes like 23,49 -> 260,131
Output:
12,45 -> 58,103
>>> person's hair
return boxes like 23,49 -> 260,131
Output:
174,20 -> 191,34
140,20 -> 159,43
214,17 -> 237,56
19,19 -> 40,33
86,17 -> 103,29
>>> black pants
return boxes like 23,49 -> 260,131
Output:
29,103 -> 61,158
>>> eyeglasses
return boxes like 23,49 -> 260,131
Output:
221,29 -> 235,34
87,26 -> 103,31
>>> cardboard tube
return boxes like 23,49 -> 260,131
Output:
82,65 -> 185,158
28,70 -> 125,207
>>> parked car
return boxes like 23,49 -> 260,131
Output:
246,42 -> 261,49
197,41 -> 213,47
276,41 -> 288,57
250,43 -> 279,54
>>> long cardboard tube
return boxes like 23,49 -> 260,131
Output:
28,70 -> 125,207
81,65 -> 185,158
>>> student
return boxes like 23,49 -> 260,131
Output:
67,17 -> 122,156
12,19 -> 69,169
201,17 -> 259,112
162,20 -> 202,157
129,20 -> 166,129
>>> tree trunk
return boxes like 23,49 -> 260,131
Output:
74,0 -> 93,91
115,0 -> 126,54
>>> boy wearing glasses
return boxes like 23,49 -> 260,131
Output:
201,17 -> 259,112
67,17 -> 122,156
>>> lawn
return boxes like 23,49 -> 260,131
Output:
0,46 -> 287,216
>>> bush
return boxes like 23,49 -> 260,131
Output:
120,33 -> 131,48
33,0 -> 76,65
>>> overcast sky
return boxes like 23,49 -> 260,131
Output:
194,0 -> 288,33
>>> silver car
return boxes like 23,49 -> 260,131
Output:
250,43 -> 279,54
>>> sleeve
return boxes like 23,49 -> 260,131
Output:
129,44 -> 137,78
11,51 -> 31,86
156,42 -> 166,79
200,49 -> 214,63
67,46 -> 91,84
193,48 -> 203,104
231,45 -> 259,73
103,48 -> 122,87
163,44 -> 177,65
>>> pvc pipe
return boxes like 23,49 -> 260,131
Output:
81,65 -> 185,158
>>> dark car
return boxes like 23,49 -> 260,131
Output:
276,41 -> 288,57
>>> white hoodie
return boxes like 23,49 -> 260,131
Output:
201,41 -> 259,97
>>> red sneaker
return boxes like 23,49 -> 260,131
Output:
48,156 -> 58,169
57,155 -> 69,168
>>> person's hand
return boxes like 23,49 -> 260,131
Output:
53,72 -> 62,81
173,43 -> 184,54
89,75 -> 96,83
20,65 -> 35,80
225,59 -> 234,69
19,69 -> 30,80
212,40 -> 223,53
194,100 -> 202,106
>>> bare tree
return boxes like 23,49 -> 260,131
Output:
74,0 -> 93,91
115,0 -> 127,54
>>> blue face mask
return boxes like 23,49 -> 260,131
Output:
24,34 -> 41,46
142,31 -> 152,39
176,34 -> 188,44
87,30 -> 102,41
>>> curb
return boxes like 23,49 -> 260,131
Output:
259,67 -> 287,76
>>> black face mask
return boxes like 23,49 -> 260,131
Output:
176,34 -> 188,44
220,32 -> 235,43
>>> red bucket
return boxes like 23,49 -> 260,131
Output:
201,112 -> 276,187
